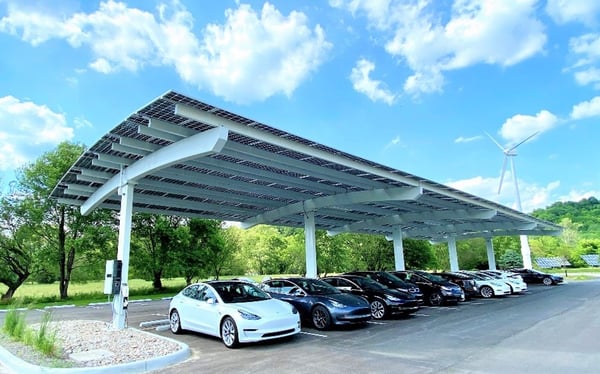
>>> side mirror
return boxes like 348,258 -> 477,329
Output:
206,297 -> 217,304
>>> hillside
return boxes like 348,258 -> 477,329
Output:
532,197 -> 600,239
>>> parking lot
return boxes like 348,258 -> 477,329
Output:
3,279 -> 600,373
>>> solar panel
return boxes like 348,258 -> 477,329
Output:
580,254 -> 600,267
535,257 -> 571,268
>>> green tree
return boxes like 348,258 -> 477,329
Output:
498,249 -> 523,269
347,234 -> 394,271
403,238 -> 435,269
455,238 -> 488,270
239,225 -> 292,275
131,214 -> 184,289
186,219 -> 228,281
315,231 -> 350,276
16,142 -> 113,299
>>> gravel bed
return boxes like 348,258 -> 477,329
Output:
1,320 -> 182,368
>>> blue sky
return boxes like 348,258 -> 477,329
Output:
1,0 -> 599,213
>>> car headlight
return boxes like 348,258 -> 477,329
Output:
329,300 -> 346,308
385,294 -> 402,302
238,309 -> 261,320
441,286 -> 451,291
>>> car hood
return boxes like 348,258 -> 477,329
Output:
381,288 -> 414,300
436,280 -> 460,288
232,298 -> 295,317
319,292 -> 368,307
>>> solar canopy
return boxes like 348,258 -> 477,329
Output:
51,90 -> 562,242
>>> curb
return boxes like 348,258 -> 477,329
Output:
0,329 -> 190,374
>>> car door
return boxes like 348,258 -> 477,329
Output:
190,285 -> 221,335
176,285 -> 202,332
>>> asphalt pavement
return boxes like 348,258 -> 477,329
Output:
1,278 -> 600,373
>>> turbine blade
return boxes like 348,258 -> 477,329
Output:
498,156 -> 508,194
509,131 -> 540,152
485,132 -> 505,151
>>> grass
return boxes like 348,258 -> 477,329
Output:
0,275 -> 277,309
2,305 -> 60,358
0,278 -> 188,309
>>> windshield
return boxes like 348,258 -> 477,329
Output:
212,282 -> 271,303
415,271 -> 445,283
295,278 -> 341,295
378,272 -> 411,287
352,276 -> 386,290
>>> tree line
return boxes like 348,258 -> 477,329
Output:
1,142 -> 598,301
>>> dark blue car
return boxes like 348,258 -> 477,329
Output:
261,277 -> 372,330
322,274 -> 420,319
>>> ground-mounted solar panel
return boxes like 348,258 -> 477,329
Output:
535,257 -> 571,268
580,254 -> 600,267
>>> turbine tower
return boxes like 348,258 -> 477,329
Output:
486,131 -> 539,269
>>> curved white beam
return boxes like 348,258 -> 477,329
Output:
328,208 -> 497,235
240,186 -> 422,229
81,126 -> 228,215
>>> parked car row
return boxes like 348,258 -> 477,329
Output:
167,268 -> 562,348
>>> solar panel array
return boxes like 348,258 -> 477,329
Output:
535,257 -> 571,268
50,90 -> 564,241
580,254 -> 600,266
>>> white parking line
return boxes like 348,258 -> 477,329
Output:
367,321 -> 387,325
300,331 -> 327,338
413,313 -> 429,317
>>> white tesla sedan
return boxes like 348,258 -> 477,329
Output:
457,271 -> 512,298
169,280 -> 301,348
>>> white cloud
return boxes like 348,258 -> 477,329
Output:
454,135 -> 482,143
0,1 -> 332,104
546,0 -> 600,27
0,96 -> 74,171
384,135 -> 404,150
332,0 -> 546,96
568,33 -> 600,88
498,110 -> 558,145
446,175 -> 560,212
350,59 -> 397,104
570,96 -> 600,120
559,189 -> 600,202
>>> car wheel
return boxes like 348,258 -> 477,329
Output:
543,277 -> 553,286
370,299 -> 387,320
312,305 -> 332,330
480,286 -> 494,298
221,317 -> 240,348
428,292 -> 443,306
169,309 -> 182,334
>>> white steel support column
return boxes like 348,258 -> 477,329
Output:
448,237 -> 459,271
486,237 -> 497,270
112,182 -> 135,329
392,226 -> 405,271
304,211 -> 317,278
520,235 -> 532,269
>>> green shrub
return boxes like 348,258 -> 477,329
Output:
3,305 -> 27,339
34,312 -> 58,356
2,306 -> 59,358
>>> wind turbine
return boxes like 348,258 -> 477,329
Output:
486,131 -> 539,269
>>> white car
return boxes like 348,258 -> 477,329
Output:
169,280 -> 301,348
458,271 -> 511,298
478,271 -> 528,294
